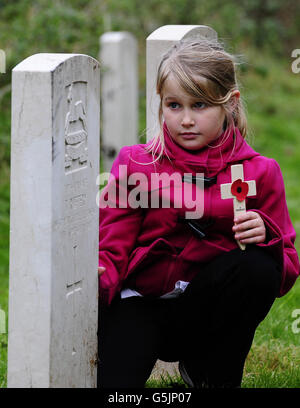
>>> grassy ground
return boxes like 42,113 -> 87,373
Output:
0,51 -> 300,388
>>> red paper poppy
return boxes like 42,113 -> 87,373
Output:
231,179 -> 249,201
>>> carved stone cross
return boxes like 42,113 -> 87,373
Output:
220,164 -> 256,250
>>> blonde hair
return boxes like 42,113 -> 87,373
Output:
145,37 -> 248,162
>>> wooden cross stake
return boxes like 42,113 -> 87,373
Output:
220,164 -> 256,250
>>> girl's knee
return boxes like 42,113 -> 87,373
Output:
238,246 -> 281,294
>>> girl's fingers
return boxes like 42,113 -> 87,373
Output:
235,226 -> 264,239
232,218 -> 261,232
234,211 -> 258,224
239,234 -> 266,244
98,266 -> 106,276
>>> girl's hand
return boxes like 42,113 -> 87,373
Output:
98,266 -> 106,276
232,211 -> 266,244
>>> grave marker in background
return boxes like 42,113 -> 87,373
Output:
8,53 -> 100,388
99,32 -> 138,171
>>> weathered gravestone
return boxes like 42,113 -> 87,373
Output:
8,53 -> 100,387
99,32 -> 138,172
146,25 -> 218,382
146,25 -> 218,142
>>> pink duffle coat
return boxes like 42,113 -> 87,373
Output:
99,125 -> 299,305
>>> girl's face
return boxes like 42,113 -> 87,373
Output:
161,75 -> 226,151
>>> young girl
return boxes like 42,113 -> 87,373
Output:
97,38 -> 299,388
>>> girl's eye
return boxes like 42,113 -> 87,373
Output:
194,102 -> 206,109
169,102 -> 180,109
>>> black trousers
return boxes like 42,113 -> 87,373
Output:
97,245 -> 282,388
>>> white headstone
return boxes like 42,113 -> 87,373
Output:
99,32 -> 138,171
8,53 -> 100,388
146,25 -> 218,141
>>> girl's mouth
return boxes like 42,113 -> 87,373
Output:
180,132 -> 199,139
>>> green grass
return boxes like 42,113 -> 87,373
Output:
146,373 -> 186,389
242,343 -> 300,388
1,52 -> 300,388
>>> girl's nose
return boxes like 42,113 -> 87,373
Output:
181,110 -> 195,126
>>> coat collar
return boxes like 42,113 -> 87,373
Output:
148,122 -> 260,177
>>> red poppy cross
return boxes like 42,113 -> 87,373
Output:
220,164 -> 257,250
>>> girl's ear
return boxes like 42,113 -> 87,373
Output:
229,90 -> 240,112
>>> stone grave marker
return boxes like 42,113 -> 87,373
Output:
8,53 -> 100,388
99,31 -> 138,172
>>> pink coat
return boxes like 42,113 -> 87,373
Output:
99,125 -> 299,305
